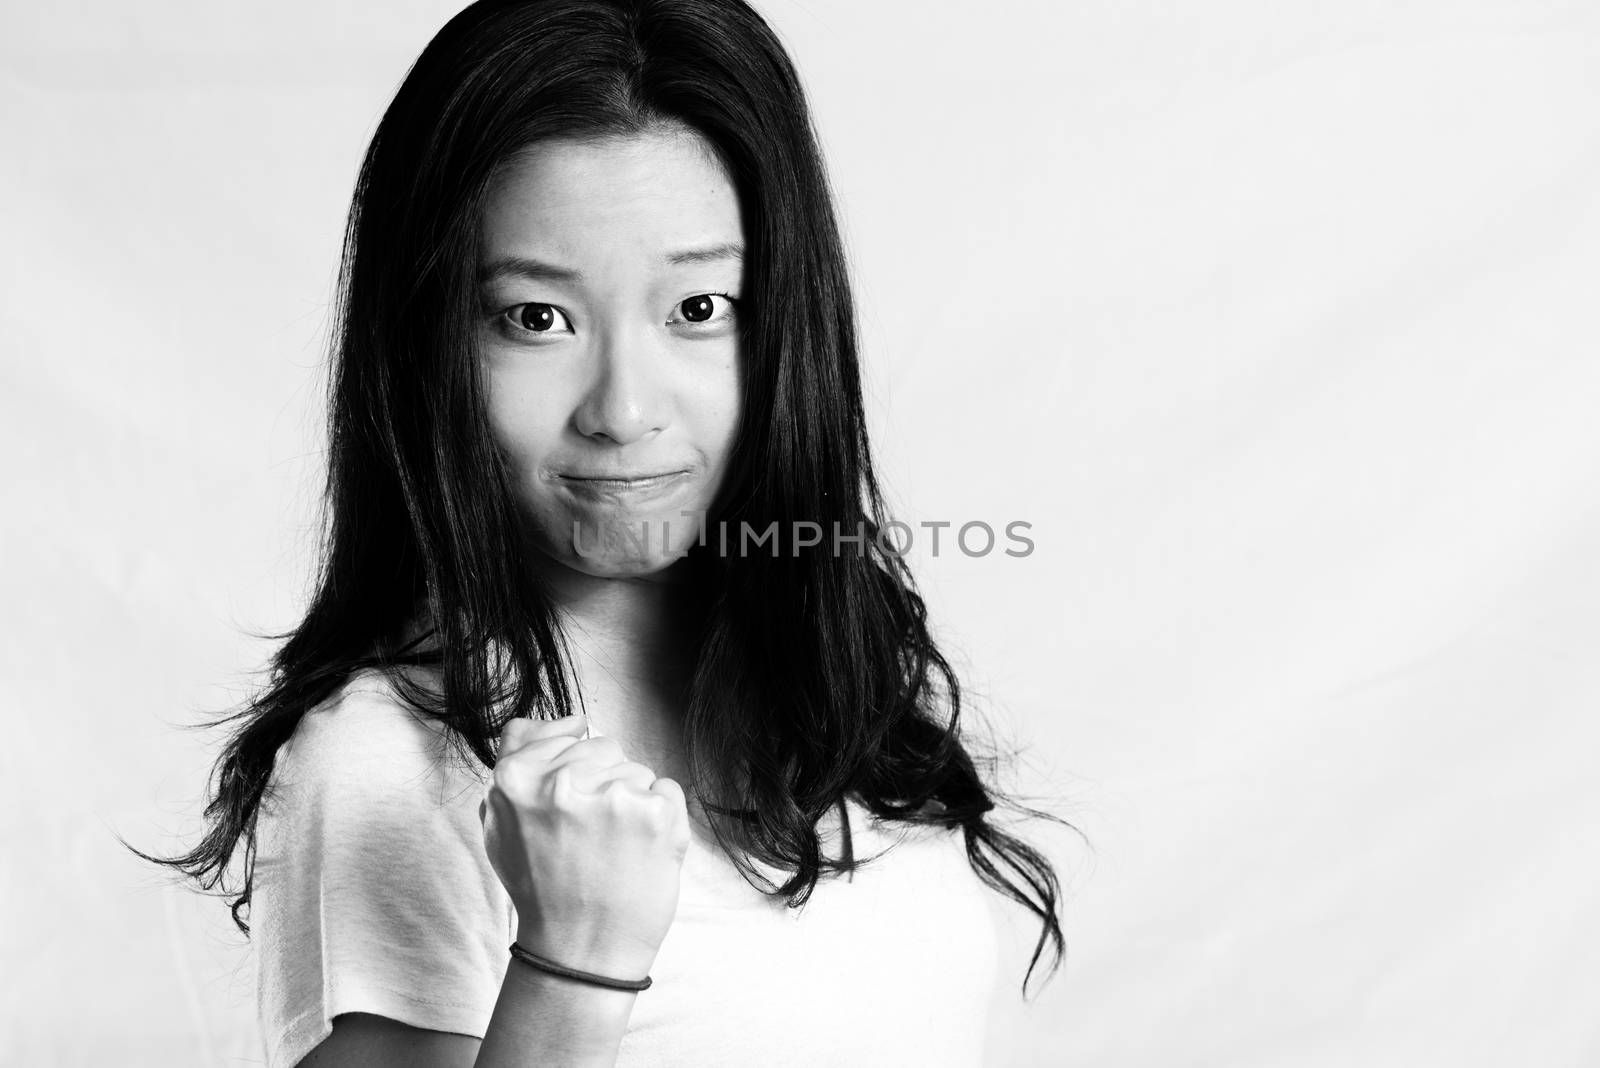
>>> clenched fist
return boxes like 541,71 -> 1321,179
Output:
481,714 -> 691,982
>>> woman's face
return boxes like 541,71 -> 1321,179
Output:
477,127 -> 745,579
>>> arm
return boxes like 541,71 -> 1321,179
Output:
276,707 -> 679,1068
297,963 -> 637,1068
478,957 -> 638,1065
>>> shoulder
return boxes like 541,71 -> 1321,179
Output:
251,665 -> 505,923
266,666 -> 487,819
252,667 -> 511,1067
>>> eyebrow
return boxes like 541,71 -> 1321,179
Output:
479,242 -> 745,284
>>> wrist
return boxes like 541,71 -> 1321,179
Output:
494,956 -> 639,1064
514,925 -> 658,983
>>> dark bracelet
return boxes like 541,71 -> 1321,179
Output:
508,942 -> 654,992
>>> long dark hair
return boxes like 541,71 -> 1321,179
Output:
137,0 -> 1076,998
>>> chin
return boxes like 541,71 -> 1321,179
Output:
534,513 -> 702,579
559,552 -> 687,580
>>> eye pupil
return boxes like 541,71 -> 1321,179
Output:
682,295 -> 714,323
520,305 -> 555,331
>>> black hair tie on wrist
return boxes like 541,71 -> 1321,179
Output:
508,942 -> 654,992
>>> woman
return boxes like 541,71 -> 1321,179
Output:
143,0 -> 1070,1064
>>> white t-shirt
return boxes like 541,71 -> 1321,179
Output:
253,667 -> 1000,1067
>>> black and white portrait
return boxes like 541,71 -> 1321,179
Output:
5,1 -> 1595,1065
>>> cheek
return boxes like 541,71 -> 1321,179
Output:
694,349 -> 744,462
485,376 -> 565,472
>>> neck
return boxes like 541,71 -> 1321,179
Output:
542,559 -> 699,761
394,561 -> 702,785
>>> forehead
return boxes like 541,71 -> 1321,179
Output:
480,128 -> 743,260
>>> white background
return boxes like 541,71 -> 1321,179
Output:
3,1 -> 1598,1064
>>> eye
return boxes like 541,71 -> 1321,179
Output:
502,302 -> 574,337
669,293 -> 737,327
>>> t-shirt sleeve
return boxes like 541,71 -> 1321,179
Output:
251,676 -> 515,1068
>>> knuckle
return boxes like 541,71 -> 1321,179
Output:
599,778 -> 636,808
640,790 -> 674,824
547,764 -> 579,803
491,763 -> 525,800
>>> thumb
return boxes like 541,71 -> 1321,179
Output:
501,713 -> 588,752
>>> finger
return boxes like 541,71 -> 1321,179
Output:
493,736 -> 589,801
500,714 -> 587,756
499,732 -> 589,771
504,713 -> 588,744
565,760 -> 659,794
648,775 -> 688,809
487,779 -> 522,824
543,735 -> 629,774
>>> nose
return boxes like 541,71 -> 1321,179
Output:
572,323 -> 671,445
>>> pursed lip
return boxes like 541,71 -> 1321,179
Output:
550,469 -> 694,505
555,470 -> 690,488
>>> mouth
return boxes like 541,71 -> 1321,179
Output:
556,471 -> 690,490
552,469 -> 693,505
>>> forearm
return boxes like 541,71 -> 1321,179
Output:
474,956 -> 638,1068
